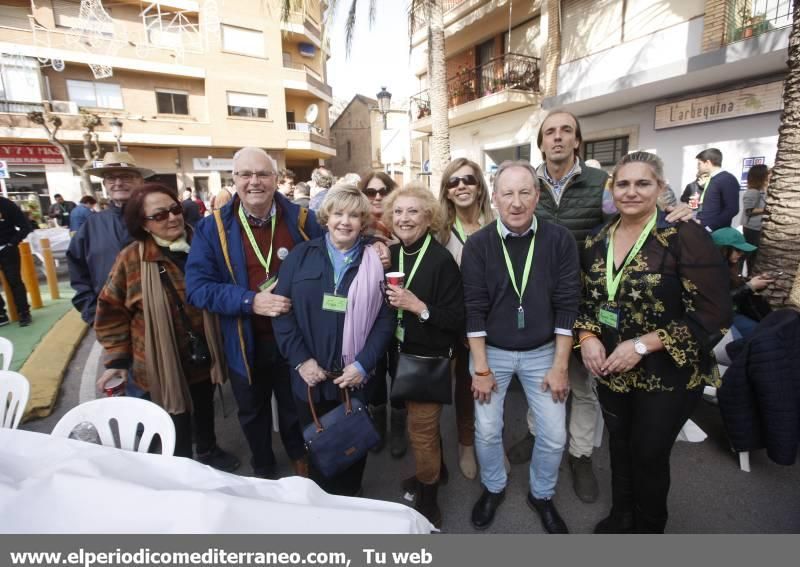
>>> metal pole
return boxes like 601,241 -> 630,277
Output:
40,237 -> 60,300
18,242 -> 43,309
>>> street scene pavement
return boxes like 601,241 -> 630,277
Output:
16,322 -> 800,535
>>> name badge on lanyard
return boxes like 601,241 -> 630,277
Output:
394,323 -> 405,343
258,275 -> 277,291
598,304 -> 620,329
322,293 -> 348,312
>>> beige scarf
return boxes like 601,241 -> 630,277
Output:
140,242 -> 194,415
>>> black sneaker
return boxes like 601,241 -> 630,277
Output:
18,313 -> 32,327
196,446 -> 241,473
0,313 -> 8,327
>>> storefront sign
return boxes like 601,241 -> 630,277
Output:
654,82 -> 783,130
0,144 -> 65,164
192,158 -> 234,171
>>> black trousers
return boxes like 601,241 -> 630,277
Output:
295,395 -> 367,496
172,380 -> 218,458
229,338 -> 305,473
743,227 -> 761,266
0,245 -> 30,316
598,384 -> 702,533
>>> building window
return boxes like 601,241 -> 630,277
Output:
221,25 -> 264,57
346,141 -> 352,160
156,90 -> 189,115
0,55 -> 42,103
53,0 -> 113,33
227,91 -> 268,119
66,79 -> 123,109
584,136 -> 629,167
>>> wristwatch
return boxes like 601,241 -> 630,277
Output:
418,308 -> 430,323
633,337 -> 649,356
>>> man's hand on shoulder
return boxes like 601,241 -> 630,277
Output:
664,203 -> 696,224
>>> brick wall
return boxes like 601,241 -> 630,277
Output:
701,0 -> 730,51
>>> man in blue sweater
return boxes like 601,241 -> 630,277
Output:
696,147 -> 740,231
462,161 -> 580,533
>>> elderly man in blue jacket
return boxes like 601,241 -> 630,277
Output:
185,147 -> 324,479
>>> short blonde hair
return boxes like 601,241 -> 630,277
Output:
383,182 -> 444,235
316,183 -> 372,227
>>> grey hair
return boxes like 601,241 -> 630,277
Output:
493,160 -> 540,192
312,167 -> 335,189
232,147 -> 278,172
612,151 -> 666,188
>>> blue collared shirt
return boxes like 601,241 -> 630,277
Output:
543,160 -> 580,201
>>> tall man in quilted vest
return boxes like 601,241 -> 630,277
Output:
185,147 -> 324,479
504,110 -> 610,504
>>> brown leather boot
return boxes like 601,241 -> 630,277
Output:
292,457 -> 309,478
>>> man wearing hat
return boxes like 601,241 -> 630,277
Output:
67,151 -> 154,324
711,227 -> 773,339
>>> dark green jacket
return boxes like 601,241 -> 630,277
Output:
535,160 -> 610,243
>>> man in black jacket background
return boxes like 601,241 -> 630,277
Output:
0,197 -> 33,327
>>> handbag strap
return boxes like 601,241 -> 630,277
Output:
157,262 -> 196,339
306,384 -> 352,433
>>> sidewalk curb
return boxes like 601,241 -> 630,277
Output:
21,310 -> 88,422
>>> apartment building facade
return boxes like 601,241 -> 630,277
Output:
0,0 -> 334,210
409,0 -> 791,199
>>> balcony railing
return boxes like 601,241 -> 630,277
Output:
0,100 -> 44,113
288,121 -> 324,136
410,52 -> 540,120
725,0 -> 794,43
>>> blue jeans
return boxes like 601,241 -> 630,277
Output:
472,342 -> 566,499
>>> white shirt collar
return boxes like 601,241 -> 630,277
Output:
497,216 -> 537,238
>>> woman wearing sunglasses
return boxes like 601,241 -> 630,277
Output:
95,183 -> 239,471
436,158 -> 495,481
359,171 -> 407,457
359,171 -> 398,239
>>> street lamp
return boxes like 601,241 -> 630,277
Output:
109,117 -> 123,151
376,86 -> 392,130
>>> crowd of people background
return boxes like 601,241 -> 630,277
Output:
0,108 -> 782,534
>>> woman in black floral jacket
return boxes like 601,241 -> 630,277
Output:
575,152 -> 731,534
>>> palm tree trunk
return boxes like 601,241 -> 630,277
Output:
427,0 -> 450,196
757,0 -> 800,307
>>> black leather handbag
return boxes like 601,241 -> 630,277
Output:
302,385 -> 380,478
390,348 -> 453,405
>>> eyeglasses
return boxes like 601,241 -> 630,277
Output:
103,173 -> 138,182
234,171 -> 276,181
445,174 -> 478,189
144,203 -> 183,222
362,187 -> 391,198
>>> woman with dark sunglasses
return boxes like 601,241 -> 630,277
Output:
95,183 -> 239,471
358,171 -> 407,457
436,158 -> 495,481
359,171 -> 397,239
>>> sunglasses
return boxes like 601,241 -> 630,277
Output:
144,203 -> 183,222
363,187 -> 391,198
445,174 -> 478,189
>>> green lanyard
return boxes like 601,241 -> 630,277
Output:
326,248 -> 354,294
496,219 -> 536,329
453,217 -> 468,243
396,233 -> 432,323
605,212 -> 657,302
699,176 -> 711,206
238,204 -> 276,278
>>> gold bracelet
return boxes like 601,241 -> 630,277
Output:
474,368 -> 493,377
579,334 -> 598,346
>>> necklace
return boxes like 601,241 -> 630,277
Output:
402,246 -> 423,256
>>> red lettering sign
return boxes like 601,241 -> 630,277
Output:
0,144 -> 65,165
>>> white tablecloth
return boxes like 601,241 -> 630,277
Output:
0,429 -> 432,534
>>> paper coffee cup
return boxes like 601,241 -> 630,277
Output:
386,272 -> 405,287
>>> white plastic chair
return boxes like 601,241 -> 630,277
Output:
0,370 -> 30,429
51,397 -> 176,456
0,337 -> 13,371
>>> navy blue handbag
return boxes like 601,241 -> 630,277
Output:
302,385 -> 380,478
